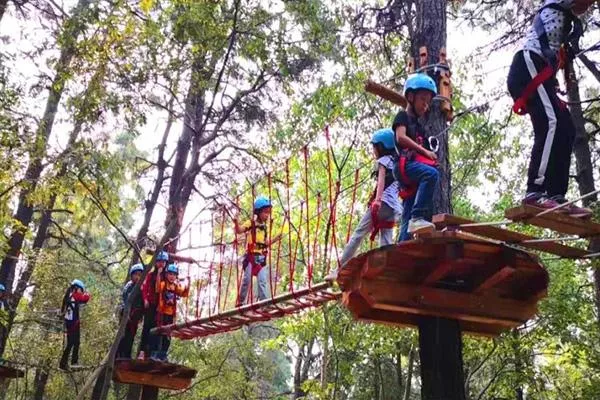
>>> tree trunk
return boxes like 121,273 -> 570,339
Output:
33,367 -> 50,400
403,343 -> 415,400
0,0 -> 91,302
403,0 -> 465,399
566,68 -> 600,327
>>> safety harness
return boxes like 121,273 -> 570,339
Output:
246,220 -> 268,276
395,115 -> 438,200
368,162 -> 396,241
513,3 -> 583,115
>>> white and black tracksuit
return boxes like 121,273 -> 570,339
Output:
507,0 -> 578,197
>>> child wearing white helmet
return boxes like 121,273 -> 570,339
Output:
233,197 -> 282,306
116,263 -> 145,359
507,0 -> 593,217
326,128 -> 403,280
393,73 -> 440,241
59,279 -> 90,370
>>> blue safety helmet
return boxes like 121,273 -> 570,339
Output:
253,196 -> 272,213
0,284 -> 5,292
166,263 -> 179,275
403,73 -> 437,97
129,263 -> 144,276
156,251 -> 169,262
371,128 -> 395,151
71,279 -> 85,291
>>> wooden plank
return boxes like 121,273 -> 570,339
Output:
473,266 -> 516,295
423,261 -> 455,285
0,366 -> 24,378
114,369 -> 191,391
433,214 -> 591,259
361,280 -> 538,324
353,308 -> 507,338
505,205 -> 600,237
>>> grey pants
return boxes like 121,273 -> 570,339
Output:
340,202 -> 398,266
238,256 -> 271,304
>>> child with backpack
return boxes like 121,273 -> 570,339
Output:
507,0 -> 593,217
393,73 -> 440,241
150,263 -> 189,361
116,263 -> 145,359
233,197 -> 282,306
138,250 -> 169,360
59,279 -> 90,370
326,128 -> 402,280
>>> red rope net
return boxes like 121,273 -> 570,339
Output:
154,126 -> 379,339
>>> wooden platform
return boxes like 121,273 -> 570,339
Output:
433,214 -> 591,259
0,364 -> 24,379
337,231 -> 548,337
505,204 -> 600,237
113,359 -> 197,390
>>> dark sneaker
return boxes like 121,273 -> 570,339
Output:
522,193 -> 565,212
549,195 -> 592,218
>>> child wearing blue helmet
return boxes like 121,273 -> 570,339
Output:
139,250 -> 169,359
233,197 -> 282,306
326,128 -> 402,280
150,263 -> 189,361
59,279 -> 90,370
393,73 -> 440,241
116,263 -> 145,359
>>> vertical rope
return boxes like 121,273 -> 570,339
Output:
267,173 -> 276,298
290,202 -> 303,294
216,207 -> 226,313
346,168 -> 360,242
185,228 -> 192,322
325,126 -> 341,271
302,146 -> 313,288
285,158 -> 294,293
312,192 -> 322,280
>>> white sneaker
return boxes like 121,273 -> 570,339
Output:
324,268 -> 338,282
408,218 -> 435,235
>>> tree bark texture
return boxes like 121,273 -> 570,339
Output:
566,68 -> 600,327
398,0 -> 465,398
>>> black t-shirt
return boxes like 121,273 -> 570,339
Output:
392,110 -> 431,151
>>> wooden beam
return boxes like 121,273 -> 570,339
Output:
364,80 -> 407,107
432,214 -> 591,259
360,280 -> 538,324
423,261 -> 454,285
473,266 -> 515,295
505,205 -> 600,237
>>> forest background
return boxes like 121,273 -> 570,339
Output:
1,0 -> 600,399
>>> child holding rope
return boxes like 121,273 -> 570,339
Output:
234,197 -> 282,306
59,279 -> 90,370
507,0 -> 593,217
150,263 -> 189,361
393,73 -> 440,241
326,128 -> 402,280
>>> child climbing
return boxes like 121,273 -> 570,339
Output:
393,73 -> 440,241
507,0 -> 593,217
234,197 -> 282,306
116,263 -> 145,359
139,250 -> 169,360
59,279 -> 90,370
150,263 -> 189,361
325,128 -> 402,280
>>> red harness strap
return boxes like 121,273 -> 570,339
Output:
369,202 -> 395,241
513,48 -> 566,116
